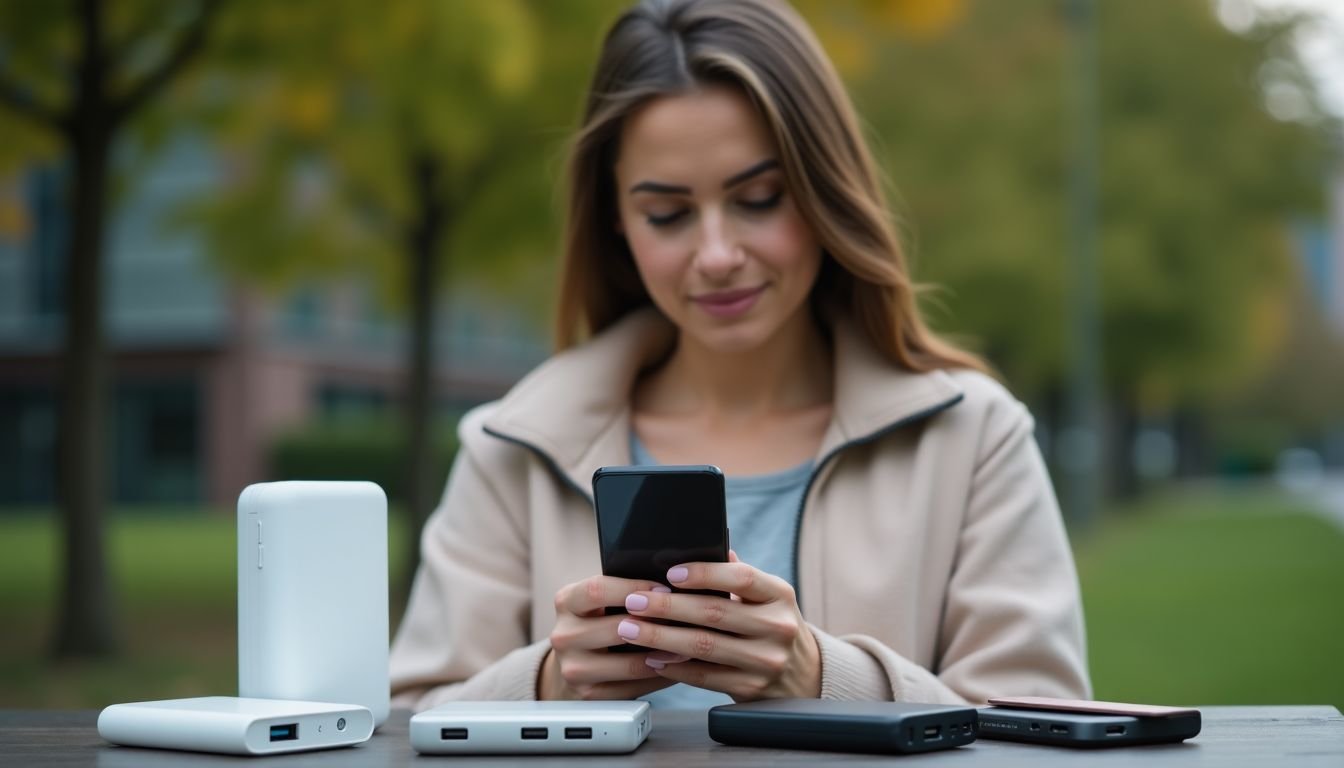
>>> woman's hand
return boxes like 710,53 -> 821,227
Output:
539,574 -> 679,700
615,551 -> 821,701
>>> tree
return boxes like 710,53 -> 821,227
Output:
0,0 -> 222,657
831,1 -> 1332,485
179,1 -> 625,591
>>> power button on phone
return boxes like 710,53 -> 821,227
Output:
257,543 -> 264,570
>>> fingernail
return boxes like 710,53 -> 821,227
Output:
645,658 -> 666,670
625,593 -> 649,611
651,585 -> 672,593
617,620 -> 640,640
648,652 -> 688,664
667,566 -> 689,583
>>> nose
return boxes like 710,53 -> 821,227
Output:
693,207 -> 744,279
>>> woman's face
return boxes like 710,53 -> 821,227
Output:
614,84 -> 822,354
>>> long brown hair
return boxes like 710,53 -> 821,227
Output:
555,0 -> 985,373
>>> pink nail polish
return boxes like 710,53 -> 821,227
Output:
651,585 -> 672,593
626,593 -> 649,611
617,620 -> 640,640
667,566 -> 689,583
645,658 -> 666,670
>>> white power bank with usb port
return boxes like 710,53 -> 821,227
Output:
409,701 -> 652,754
237,481 -> 390,727
97,696 -> 373,755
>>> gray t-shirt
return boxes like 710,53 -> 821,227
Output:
628,431 -> 811,710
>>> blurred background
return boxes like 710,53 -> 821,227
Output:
1,0 -> 1341,709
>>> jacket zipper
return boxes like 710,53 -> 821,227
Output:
481,426 -> 596,505
483,392 -> 964,611
789,393 -> 964,611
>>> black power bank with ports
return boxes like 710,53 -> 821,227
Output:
708,699 -> 978,755
976,706 -> 1201,747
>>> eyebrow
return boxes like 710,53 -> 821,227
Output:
628,158 -> 780,196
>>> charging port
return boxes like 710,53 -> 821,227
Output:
565,727 -> 593,740
440,728 -> 468,740
269,723 -> 298,742
923,725 -> 942,740
1030,722 -> 1040,731
1106,725 -> 1126,736
521,727 -> 548,740
1050,724 -> 1069,735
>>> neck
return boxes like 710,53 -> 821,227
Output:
639,308 -> 833,419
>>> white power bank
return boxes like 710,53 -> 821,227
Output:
237,481 -> 390,726
409,701 -> 652,754
97,696 -> 373,755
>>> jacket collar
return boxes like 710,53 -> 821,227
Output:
482,308 -> 964,499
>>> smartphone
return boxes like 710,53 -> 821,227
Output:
592,465 -> 730,652
708,699 -> 978,754
409,701 -> 651,754
977,702 -> 1201,748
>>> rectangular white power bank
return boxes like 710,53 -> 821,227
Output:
237,481 -> 390,726
97,696 -> 373,755
409,701 -> 652,754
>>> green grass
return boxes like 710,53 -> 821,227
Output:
0,509 -> 409,708
1076,489 -> 1344,708
2,488 -> 1341,709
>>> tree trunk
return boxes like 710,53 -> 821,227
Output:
53,0 -> 118,658
402,150 -> 446,598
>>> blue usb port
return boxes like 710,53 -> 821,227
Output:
269,723 -> 298,742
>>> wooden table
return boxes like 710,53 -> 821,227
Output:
2,706 -> 1340,766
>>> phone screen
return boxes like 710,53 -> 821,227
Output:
593,465 -> 729,583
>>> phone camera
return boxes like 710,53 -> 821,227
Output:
336,717 -> 347,731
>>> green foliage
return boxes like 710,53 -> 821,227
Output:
845,0 -> 1335,404
171,0 -> 625,314
268,417 -> 459,507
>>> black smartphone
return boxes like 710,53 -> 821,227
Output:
976,706 -> 1201,748
708,699 -> 978,754
591,465 -> 730,653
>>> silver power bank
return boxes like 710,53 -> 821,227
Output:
409,701 -> 652,754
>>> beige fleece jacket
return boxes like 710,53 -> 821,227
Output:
389,309 -> 1091,709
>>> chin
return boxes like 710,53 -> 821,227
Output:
683,313 -> 780,354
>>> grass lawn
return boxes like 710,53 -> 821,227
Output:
1,488 -> 1340,709
1076,488 -> 1344,708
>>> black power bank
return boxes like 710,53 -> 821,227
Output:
976,706 -> 1201,748
708,700 -> 977,754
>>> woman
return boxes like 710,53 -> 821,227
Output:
390,0 -> 1090,709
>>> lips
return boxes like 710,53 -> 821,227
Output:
691,285 -> 765,319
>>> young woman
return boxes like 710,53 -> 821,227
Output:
390,0 -> 1090,709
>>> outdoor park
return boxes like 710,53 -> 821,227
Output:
1,0 -> 1341,711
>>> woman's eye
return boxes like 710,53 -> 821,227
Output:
739,191 -> 783,212
646,209 -> 689,227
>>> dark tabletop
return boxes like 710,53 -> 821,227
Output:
1,706 -> 1340,767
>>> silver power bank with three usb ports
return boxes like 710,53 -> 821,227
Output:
409,701 -> 652,754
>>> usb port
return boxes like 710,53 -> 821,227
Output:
1030,722 -> 1040,731
922,725 -> 941,740
962,722 -> 973,734
565,727 -> 593,740
269,723 -> 298,742
1106,725 -> 1126,735
1050,724 -> 1070,735
440,727 -> 468,740
521,727 -> 548,740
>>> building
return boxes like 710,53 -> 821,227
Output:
0,139 -> 548,509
